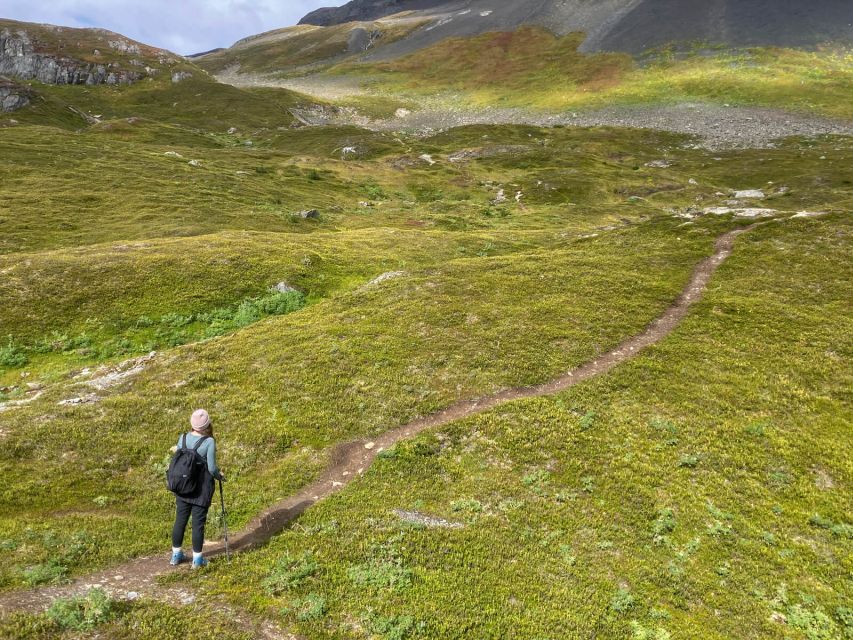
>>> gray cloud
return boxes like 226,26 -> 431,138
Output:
1,0 -> 345,54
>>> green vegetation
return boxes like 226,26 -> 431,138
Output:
186,214 -> 851,639
332,29 -> 853,119
195,19 -> 430,77
0,19 -> 850,639
0,595 -> 268,639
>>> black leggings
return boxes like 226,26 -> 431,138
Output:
172,498 -> 209,553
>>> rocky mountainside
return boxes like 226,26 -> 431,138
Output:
300,0 -> 853,54
0,19 -> 176,87
300,0 -> 449,26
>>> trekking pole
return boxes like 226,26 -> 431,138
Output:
218,479 -> 231,561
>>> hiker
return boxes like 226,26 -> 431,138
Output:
167,409 -> 225,568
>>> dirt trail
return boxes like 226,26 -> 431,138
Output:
0,224 -> 758,614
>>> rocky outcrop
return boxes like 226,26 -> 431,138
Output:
170,71 -> 193,83
0,76 -> 31,112
0,28 -> 143,85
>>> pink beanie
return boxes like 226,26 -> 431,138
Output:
190,409 -> 211,431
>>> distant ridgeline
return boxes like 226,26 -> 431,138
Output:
0,20 -> 176,87
298,0 -> 853,54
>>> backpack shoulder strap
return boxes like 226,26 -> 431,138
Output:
192,435 -> 209,452
181,433 -> 188,450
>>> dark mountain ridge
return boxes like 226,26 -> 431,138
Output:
300,0 -> 853,54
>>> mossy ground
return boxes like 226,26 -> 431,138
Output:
331,29 -> 853,120
0,57 -> 850,640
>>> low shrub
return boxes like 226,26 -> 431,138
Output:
610,587 -> 636,614
347,560 -> 413,591
362,610 -> 422,640
22,561 -> 67,587
263,552 -> 319,595
0,337 -> 28,368
46,587 -> 114,631
282,593 -> 327,622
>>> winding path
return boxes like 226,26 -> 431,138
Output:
0,224 -> 757,614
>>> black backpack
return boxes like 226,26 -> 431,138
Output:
166,434 -> 209,496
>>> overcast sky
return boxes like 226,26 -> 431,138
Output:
0,1 -> 346,55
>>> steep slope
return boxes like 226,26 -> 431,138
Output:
298,0 -> 853,55
300,0 -> 449,26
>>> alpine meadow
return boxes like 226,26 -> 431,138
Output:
0,1 -> 850,639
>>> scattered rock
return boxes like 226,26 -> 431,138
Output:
227,127 -> 238,134
108,39 -> 141,55
171,71 -> 193,83
393,510 -> 464,529
364,442 -> 375,450
734,189 -> 766,199
418,153 -> 436,165
84,352 -> 156,391
645,160 -> 673,168
294,209 -> 319,219
704,207 -> 777,218
769,612 -> 788,625
395,108 -> 411,118
341,146 -> 358,159
791,210 -> 828,218
0,390 -> 43,413
688,178 -> 698,185
163,151 -> 183,158
0,77 -> 32,112
272,282 -> 299,294
492,188 -> 507,204
58,394 -> 99,406
188,159 -> 202,167
365,271 -> 405,287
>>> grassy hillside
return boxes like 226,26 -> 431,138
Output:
195,18 -> 429,77
333,28 -> 853,119
0,18 -> 850,639
192,213 -> 851,640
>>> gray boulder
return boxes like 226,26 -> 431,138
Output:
0,77 -> 31,112
272,282 -> 299,293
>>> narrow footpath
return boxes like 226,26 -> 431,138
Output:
0,223 -> 759,614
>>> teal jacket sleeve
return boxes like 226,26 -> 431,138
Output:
206,438 -> 221,480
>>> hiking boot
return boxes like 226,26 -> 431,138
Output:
191,556 -> 208,569
169,550 -> 186,566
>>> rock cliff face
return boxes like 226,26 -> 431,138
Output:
0,76 -> 31,112
0,28 -> 144,85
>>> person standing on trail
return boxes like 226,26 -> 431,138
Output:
167,409 -> 225,569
